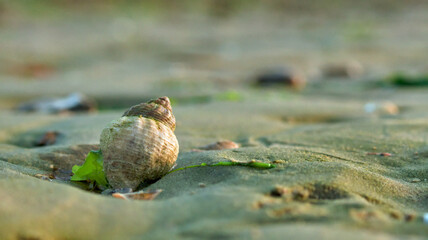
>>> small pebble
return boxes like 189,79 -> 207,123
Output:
255,68 -> 306,90
198,183 -> 206,188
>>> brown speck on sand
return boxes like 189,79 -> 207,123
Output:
35,131 -> 60,147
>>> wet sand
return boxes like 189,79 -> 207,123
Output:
0,1 -> 428,239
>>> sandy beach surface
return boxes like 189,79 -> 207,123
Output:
0,1 -> 428,239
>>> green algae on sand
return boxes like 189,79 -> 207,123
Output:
168,160 -> 276,174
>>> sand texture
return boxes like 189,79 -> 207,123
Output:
1,1 -> 428,239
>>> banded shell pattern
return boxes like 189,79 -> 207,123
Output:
100,97 -> 179,190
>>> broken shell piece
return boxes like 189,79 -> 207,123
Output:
112,189 -> 162,200
197,140 -> 239,151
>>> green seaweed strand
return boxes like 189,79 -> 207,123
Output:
168,161 -> 275,174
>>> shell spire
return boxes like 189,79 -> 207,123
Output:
122,96 -> 176,131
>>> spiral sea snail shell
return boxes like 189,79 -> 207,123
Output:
100,97 -> 179,190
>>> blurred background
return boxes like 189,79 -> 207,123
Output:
2,2 -> 428,238
1,0 -> 428,111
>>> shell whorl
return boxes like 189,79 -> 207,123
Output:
101,96 -> 179,190
122,96 -> 176,131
